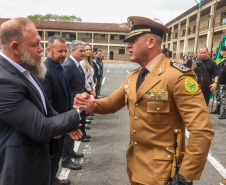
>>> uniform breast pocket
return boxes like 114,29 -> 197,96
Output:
147,101 -> 170,124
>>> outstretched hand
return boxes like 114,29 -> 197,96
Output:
67,129 -> 83,140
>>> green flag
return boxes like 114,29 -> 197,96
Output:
199,0 -> 204,8
215,36 -> 226,65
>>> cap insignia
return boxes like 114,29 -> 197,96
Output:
127,18 -> 134,31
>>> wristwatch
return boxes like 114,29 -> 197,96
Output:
79,108 -> 86,119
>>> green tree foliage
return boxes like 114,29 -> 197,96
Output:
27,14 -> 82,22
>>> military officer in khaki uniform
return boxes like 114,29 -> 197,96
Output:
74,16 -> 214,185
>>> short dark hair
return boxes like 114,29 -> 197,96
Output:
48,35 -> 66,48
162,48 -> 169,54
200,46 -> 208,52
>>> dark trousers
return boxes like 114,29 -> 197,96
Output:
95,76 -> 101,98
61,117 -> 86,163
50,135 -> 65,185
202,89 -> 212,106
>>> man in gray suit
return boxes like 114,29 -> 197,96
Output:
0,17 -> 87,185
62,40 -> 90,169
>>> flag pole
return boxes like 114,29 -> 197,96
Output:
210,0 -> 218,58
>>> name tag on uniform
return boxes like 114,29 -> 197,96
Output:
147,89 -> 168,101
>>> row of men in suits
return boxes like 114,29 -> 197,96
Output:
0,18 -> 95,185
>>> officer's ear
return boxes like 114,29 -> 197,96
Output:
146,36 -> 156,49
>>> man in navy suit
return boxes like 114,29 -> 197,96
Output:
0,17 -> 85,185
62,40 -> 90,170
39,35 -> 84,185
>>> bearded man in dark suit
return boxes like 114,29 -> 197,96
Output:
0,17 -> 88,185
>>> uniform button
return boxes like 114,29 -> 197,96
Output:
133,130 -> 136,133
135,103 -> 138,107
167,155 -> 171,158
134,116 -> 138,120
157,107 -> 160,111
134,142 -> 138,146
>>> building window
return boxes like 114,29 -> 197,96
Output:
175,33 -> 178,39
188,27 -> 191,35
163,35 -> 166,42
48,32 -> 55,37
110,35 -> 115,40
120,35 -> 125,40
182,30 -> 186,37
101,34 -> 105,40
168,33 -> 171,41
38,31 -> 42,37
69,33 -> 76,41
62,32 -> 66,38
222,11 -> 226,26
193,25 -> 196,34
94,33 -> 98,39
119,49 -> 125,54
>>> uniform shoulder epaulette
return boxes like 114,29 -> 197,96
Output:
170,61 -> 191,73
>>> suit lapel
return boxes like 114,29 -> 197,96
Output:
47,59 -> 69,97
136,56 -> 166,102
70,58 -> 85,82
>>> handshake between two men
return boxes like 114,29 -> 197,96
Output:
73,93 -> 97,114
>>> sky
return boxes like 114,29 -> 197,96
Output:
0,0 -> 198,24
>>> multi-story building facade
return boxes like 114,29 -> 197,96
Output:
162,0 -> 226,62
0,18 -> 129,61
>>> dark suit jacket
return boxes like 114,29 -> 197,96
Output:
39,58 -> 71,113
0,55 -> 80,185
63,57 -> 85,109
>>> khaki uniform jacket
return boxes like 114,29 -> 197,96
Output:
94,55 -> 214,185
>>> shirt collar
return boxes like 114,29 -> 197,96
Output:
0,52 -> 26,73
48,56 -> 62,69
69,55 -> 80,67
145,53 -> 164,72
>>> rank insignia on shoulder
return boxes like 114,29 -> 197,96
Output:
184,77 -> 198,93
170,62 -> 191,73
124,85 -> 130,89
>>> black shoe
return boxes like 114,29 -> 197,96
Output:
86,135 -> 91,139
54,177 -> 71,185
210,105 -> 221,114
85,126 -> 91,130
62,161 -> 82,170
86,116 -> 93,120
219,110 -> 226,119
85,120 -> 91,124
71,153 -> 84,159
78,138 -> 90,142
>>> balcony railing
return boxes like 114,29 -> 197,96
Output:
109,39 -> 124,44
93,39 -> 108,43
